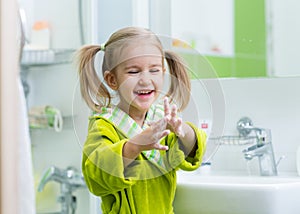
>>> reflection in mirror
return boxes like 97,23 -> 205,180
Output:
171,0 -> 234,57
164,0 -> 267,78
147,0 -> 300,78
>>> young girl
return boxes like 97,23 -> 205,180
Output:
76,27 -> 206,214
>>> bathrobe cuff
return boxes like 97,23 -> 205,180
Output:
166,122 -> 206,171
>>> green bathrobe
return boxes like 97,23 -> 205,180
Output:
82,105 -> 206,214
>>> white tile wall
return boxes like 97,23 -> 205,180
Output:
185,77 -> 300,175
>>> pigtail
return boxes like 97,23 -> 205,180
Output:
164,50 -> 191,111
76,45 -> 111,112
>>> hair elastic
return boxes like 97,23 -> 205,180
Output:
100,43 -> 106,51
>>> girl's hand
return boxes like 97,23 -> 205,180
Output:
129,118 -> 170,152
163,97 -> 197,157
164,97 -> 185,138
123,119 -> 169,168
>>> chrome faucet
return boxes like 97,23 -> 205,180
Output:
237,117 -> 278,176
38,166 -> 86,214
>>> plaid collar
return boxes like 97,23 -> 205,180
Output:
93,102 -> 165,167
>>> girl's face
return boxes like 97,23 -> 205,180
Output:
109,44 -> 165,115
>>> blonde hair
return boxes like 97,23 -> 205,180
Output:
76,27 -> 191,112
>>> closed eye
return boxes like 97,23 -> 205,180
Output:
128,70 -> 139,74
150,69 -> 160,73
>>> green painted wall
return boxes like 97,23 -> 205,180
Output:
179,0 -> 267,79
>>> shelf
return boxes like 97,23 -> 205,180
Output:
29,114 -> 75,131
21,48 -> 75,67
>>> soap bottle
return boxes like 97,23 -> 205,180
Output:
31,21 -> 50,49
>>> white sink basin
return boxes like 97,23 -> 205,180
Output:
174,172 -> 300,214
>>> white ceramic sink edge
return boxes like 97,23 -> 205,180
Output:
174,172 -> 300,214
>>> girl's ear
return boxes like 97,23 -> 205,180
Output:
104,70 -> 118,90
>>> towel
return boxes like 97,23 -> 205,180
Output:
17,77 -> 36,214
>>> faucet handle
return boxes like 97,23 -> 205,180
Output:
38,166 -> 86,192
276,155 -> 285,167
38,166 -> 62,192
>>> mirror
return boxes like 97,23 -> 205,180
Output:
166,0 -> 267,78
133,0 -> 300,78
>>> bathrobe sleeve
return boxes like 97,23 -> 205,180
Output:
82,117 -> 136,197
165,122 -> 207,171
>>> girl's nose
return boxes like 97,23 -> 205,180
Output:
138,72 -> 151,85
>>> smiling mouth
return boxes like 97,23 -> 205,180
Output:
135,90 -> 155,96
